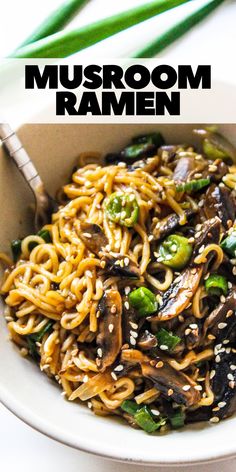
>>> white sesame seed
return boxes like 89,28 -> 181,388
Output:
151,409 -> 160,416
125,286 -> 131,295
148,235 -> 154,242
233,267 -> 236,276
218,401 -> 226,408
230,365 -> 236,371
130,336 -> 136,346
124,257 -> 130,267
83,375 -> 89,383
227,373 -> 234,381
218,322 -> 227,330
226,347 -> 231,354
189,323 -> 198,330
82,232 -> 92,238
194,385 -> 203,391
114,364 -> 124,372
199,245 -> 205,254
182,385 -> 191,391
215,355 -> 221,363
61,391 -> 67,397
97,348 -> 103,358
210,416 -> 219,423
124,301 -> 130,310
229,381 -> 235,389
130,322 -> 138,330
228,282 -> 233,289
87,402 -> 92,409
165,255 -> 172,261
130,330 -> 138,338
108,323 -> 114,333
185,328 -> 191,336
111,372 -> 118,381
160,344 -> 168,351
220,295 -> 226,304
223,339 -> 230,345
171,244 -> 177,252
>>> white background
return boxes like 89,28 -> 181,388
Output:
1,0 -> 236,471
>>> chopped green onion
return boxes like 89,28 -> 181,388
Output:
156,328 -> 181,351
11,239 -> 22,262
37,229 -> 52,243
132,132 -> 164,147
15,0 -> 88,50
176,178 -> 210,193
205,274 -> 228,297
134,406 -> 165,433
120,143 -> 156,161
129,287 -> 158,317
10,0 -> 191,58
26,320 -> 54,361
158,234 -> 192,270
106,192 -> 139,228
133,0 -> 224,58
121,400 -> 140,415
221,232 -> 236,258
169,409 -> 185,429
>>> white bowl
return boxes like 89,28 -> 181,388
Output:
0,123 -> 236,466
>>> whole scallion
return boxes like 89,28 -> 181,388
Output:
10,0 -> 191,58
15,0 -> 89,51
133,0 -> 225,58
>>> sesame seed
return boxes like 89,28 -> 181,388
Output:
171,244 -> 177,252
223,339 -> 230,345
124,301 -> 130,310
196,224 -> 202,231
130,322 -> 138,330
227,373 -> 234,381
212,407 -> 220,412
220,295 -> 226,304
130,330 -> 138,338
156,361 -> 164,369
226,347 -> 231,354
108,323 -> 114,333
208,334 -> 216,340
215,355 -> 221,363
151,409 -> 160,416
226,310 -> 233,318
82,232 -> 92,238
218,322 -> 227,330
130,336 -> 136,346
210,416 -> 220,423
194,385 -> 203,391
189,323 -> 198,330
165,255 -> 172,261
208,165 -> 218,172
111,305 -> 117,314
83,375 -> 89,383
160,344 -> 168,351
148,235 -> 154,242
183,385 -> 191,391
61,391 -> 67,397
188,237 -> 195,243
97,348 -> 103,358
194,173 -> 202,178
124,257 -> 130,267
230,365 -> 236,371
229,381 -> 235,389
233,267 -> 236,276
168,388 -> 174,396
185,328 -> 191,336
228,282 -> 233,289
114,364 -> 124,372
87,402 -> 92,409
111,372 -> 118,381
199,245 -> 205,254
125,286 -> 131,295
218,401 -> 226,408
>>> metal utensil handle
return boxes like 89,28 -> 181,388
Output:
0,123 -> 43,192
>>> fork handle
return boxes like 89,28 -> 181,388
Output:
0,123 -> 43,192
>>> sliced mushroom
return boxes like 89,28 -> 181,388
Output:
152,208 -> 197,241
176,316 -> 202,350
79,222 -> 108,255
203,290 -> 236,342
149,266 -> 203,322
191,217 -> 221,263
121,349 -> 200,407
173,157 -> 196,182
209,351 -> 236,419
203,185 -> 236,230
101,253 -> 140,279
96,290 -> 122,371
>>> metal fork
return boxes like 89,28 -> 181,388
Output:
0,123 -> 58,231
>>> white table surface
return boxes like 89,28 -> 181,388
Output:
1,1 -> 236,470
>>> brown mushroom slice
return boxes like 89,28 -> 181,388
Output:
101,253 -> 140,279
204,185 -> 236,230
96,290 -> 122,371
204,290 -> 236,342
173,157 -> 196,182
191,217 -> 221,263
79,222 -> 108,255
137,330 -> 158,350
122,295 -> 140,346
152,208 -> 197,241
149,266 -> 203,322
121,349 -> 200,407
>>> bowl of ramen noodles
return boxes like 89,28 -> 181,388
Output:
0,123 -> 236,465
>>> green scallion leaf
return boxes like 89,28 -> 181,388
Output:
176,178 -> 210,193
156,328 -> 181,351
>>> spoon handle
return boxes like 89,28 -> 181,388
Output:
0,122 -> 43,192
